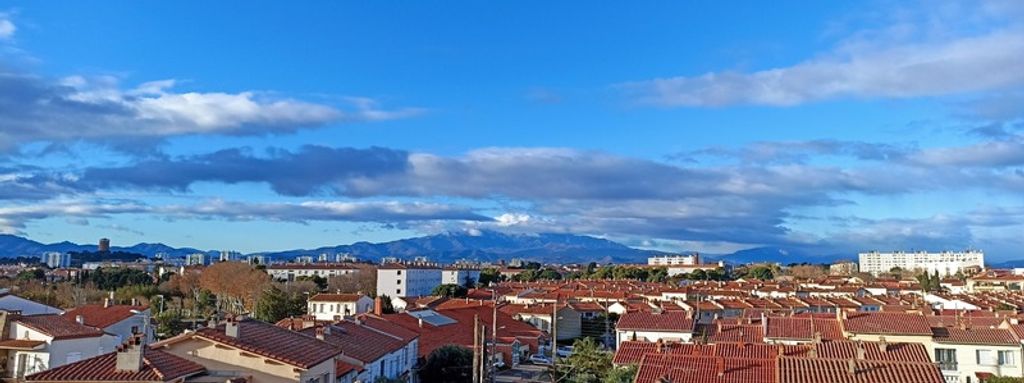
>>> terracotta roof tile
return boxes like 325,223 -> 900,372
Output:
62,305 -> 147,329
617,311 -> 695,332
843,312 -> 932,336
194,318 -> 340,368
778,357 -> 943,383
18,314 -> 106,340
25,347 -> 204,382
932,327 -> 1020,346
634,354 -> 775,383
308,293 -> 365,302
298,321 -> 405,363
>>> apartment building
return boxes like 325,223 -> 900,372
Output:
442,267 -> 481,286
266,263 -> 360,282
858,250 -> 985,276
376,263 -> 442,298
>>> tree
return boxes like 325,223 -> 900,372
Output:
377,294 -> 396,314
603,365 -> 637,383
537,269 -> 563,280
432,284 -> 468,298
477,268 -> 503,286
253,285 -> 305,323
789,265 -> 826,279
154,311 -> 187,339
327,269 -> 377,295
557,337 -> 613,383
744,266 -> 774,281
296,275 -> 328,290
419,345 -> 472,383
199,262 -> 270,313
16,269 -> 45,281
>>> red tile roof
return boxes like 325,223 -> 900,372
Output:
931,327 -> 1020,346
813,341 -> 931,362
778,357 -> 943,383
308,293 -> 366,302
192,318 -> 341,369
0,339 -> 46,350
298,321 -> 405,363
62,305 -> 147,329
765,317 -> 844,341
617,311 -> 695,332
25,347 -> 205,382
381,306 -> 544,357
704,324 -> 764,344
17,314 -> 106,340
842,313 -> 932,336
634,354 -> 776,383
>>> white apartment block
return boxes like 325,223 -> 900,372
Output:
858,250 -> 985,276
377,264 -> 442,298
307,293 -> 373,321
442,268 -> 481,286
41,252 -> 71,269
648,253 -> 701,266
266,263 -> 360,281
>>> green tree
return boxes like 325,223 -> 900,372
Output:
744,266 -> 775,280
477,268 -> 503,286
16,269 -> 45,281
253,285 -> 304,323
585,262 -> 598,277
154,311 -> 187,339
603,365 -> 637,383
557,337 -> 613,383
296,275 -> 328,290
432,284 -> 468,298
419,345 -> 472,383
537,269 -> 563,280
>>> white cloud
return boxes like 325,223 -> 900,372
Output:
0,13 -> 14,40
0,72 -> 422,150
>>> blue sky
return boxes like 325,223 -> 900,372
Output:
1,1 -> 1023,259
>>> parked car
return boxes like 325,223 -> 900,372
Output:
556,346 -> 574,358
529,354 -> 553,365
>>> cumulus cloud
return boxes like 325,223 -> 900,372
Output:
0,72 -> 422,150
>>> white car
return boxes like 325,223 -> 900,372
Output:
556,346 -> 574,358
529,354 -> 553,365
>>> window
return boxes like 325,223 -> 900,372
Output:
397,270 -> 402,275
977,349 -> 996,366
397,279 -> 402,285
999,350 -> 1017,366
935,348 -> 957,371
396,288 -> 401,295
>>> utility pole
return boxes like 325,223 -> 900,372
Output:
551,300 -> 558,383
480,323 -> 488,383
473,314 -> 480,383
490,291 -> 497,383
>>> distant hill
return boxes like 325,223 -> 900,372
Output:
0,234 -> 207,259
264,230 -> 664,264
0,232 -> 855,265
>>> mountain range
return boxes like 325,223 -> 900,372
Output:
0,231 -> 850,265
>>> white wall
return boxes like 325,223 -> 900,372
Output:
930,342 -> 1024,383
615,330 -> 693,347
377,268 -> 441,298
308,296 -> 373,321
0,296 -> 63,315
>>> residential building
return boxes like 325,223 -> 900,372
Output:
61,302 -> 154,343
648,253 -> 701,266
25,339 -> 206,383
40,252 -> 70,269
377,263 -> 442,298
306,294 -> 374,321
184,253 -> 208,266
499,304 -> 582,340
615,311 -> 695,346
0,289 -> 62,315
266,263 -> 359,282
830,261 -> 859,276
931,326 -> 1023,383
0,311 -> 120,379
858,250 -> 985,276
442,267 -> 481,286
299,321 -> 414,382
154,316 -> 341,382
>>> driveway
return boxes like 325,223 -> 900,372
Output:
495,363 -> 550,382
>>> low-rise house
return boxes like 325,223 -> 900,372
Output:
499,304 -> 582,340
306,294 -> 374,321
615,311 -> 695,346
153,316 -> 342,382
931,326 -> 1023,383
299,321 -> 414,382
842,312 -> 934,344
61,303 -> 154,344
0,311 -> 120,379
24,338 -> 206,383
0,289 -> 62,315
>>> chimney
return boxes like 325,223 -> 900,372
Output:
808,346 -> 817,358
115,337 -> 144,373
855,342 -> 865,360
716,357 -> 725,377
75,315 -> 84,325
847,359 -> 857,375
418,318 -> 424,328
812,332 -> 822,344
225,317 -> 240,338
374,296 -> 383,316
315,326 -> 326,341
879,336 -> 888,353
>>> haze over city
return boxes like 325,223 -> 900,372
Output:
2,0 -> 1024,261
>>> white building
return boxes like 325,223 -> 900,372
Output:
307,294 -> 374,321
266,263 -> 360,281
1,312 -> 119,379
40,252 -> 71,269
858,250 -> 985,276
185,253 -> 209,266
648,253 -> 700,266
377,263 -> 442,298
931,326 -> 1023,383
442,268 -> 481,286
0,290 -> 63,315
61,302 -> 155,344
